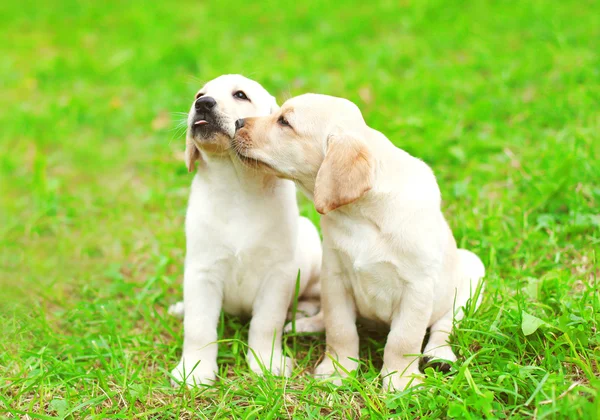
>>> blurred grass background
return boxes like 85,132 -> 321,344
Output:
1,0 -> 599,418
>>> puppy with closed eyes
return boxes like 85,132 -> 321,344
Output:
232,93 -> 485,391
170,75 -> 322,387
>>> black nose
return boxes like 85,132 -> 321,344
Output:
195,96 -> 217,112
235,119 -> 245,131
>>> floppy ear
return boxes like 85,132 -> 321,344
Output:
185,136 -> 202,172
269,96 -> 280,114
313,131 -> 374,215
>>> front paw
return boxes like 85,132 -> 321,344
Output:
171,358 -> 218,388
314,358 -> 337,377
314,356 -> 357,385
381,368 -> 423,392
247,352 -> 293,377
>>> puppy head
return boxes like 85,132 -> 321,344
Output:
185,74 -> 278,172
233,93 -> 373,214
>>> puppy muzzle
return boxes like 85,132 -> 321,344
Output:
235,118 -> 245,132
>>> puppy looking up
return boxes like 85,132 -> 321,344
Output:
232,93 -> 485,391
171,76 -> 322,387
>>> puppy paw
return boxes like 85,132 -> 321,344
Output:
314,358 -> 336,377
314,360 -> 342,385
314,357 -> 356,385
381,371 -> 424,392
168,301 -> 185,319
287,300 -> 320,319
248,352 -> 293,377
422,346 -> 456,373
170,358 -> 217,388
284,312 -> 324,334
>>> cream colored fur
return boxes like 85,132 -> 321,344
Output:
170,76 -> 322,387
232,93 -> 484,391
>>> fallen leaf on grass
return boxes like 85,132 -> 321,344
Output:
521,311 -> 547,336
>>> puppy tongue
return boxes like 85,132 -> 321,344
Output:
194,120 -> 208,125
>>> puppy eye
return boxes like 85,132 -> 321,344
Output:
195,92 -> 204,100
278,115 -> 291,127
233,91 -> 249,101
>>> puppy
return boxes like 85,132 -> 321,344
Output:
171,76 -> 322,387
232,93 -> 485,391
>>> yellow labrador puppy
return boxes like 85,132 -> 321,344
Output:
231,93 -> 485,391
170,76 -> 322,387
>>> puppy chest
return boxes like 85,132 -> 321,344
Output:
220,252 -> 266,315
222,271 -> 258,315
221,246 -> 294,315
327,217 -> 408,323
344,258 -> 405,324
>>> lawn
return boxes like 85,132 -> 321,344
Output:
1,0 -> 599,418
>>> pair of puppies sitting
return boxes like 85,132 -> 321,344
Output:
170,75 -> 485,392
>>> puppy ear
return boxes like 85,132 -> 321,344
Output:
269,95 -> 280,114
314,131 -> 374,215
185,136 -> 202,172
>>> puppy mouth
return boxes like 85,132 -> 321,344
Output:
190,114 -> 227,138
235,152 -> 276,172
231,140 -> 277,172
191,113 -> 214,129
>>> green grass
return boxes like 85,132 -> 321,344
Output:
1,0 -> 599,418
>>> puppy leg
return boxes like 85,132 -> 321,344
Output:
303,278 -> 321,299
314,250 -> 359,383
284,310 -> 324,333
297,299 -> 320,316
381,286 -> 432,392
286,264 -> 321,321
171,265 -> 222,387
422,310 -> 456,372
289,216 -> 322,322
423,250 -> 485,371
287,299 -> 320,321
247,270 -> 294,377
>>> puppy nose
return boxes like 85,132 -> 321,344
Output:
235,118 -> 245,131
195,96 -> 217,112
